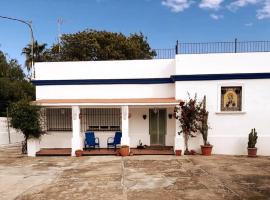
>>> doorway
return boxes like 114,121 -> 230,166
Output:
149,108 -> 166,146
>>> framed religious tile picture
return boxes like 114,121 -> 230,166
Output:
221,86 -> 242,111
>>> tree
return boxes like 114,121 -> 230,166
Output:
174,94 -> 201,155
22,40 -> 47,71
9,100 -> 44,153
0,50 -> 34,116
44,30 -> 156,61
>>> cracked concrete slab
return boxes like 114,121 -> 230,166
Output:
0,145 -> 270,200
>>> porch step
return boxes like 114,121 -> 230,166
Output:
36,148 -> 71,156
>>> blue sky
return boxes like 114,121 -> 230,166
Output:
0,0 -> 270,66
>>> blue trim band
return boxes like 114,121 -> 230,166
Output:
32,78 -> 174,86
32,73 -> 270,86
171,73 -> 270,81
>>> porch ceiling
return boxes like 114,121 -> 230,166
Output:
33,98 -> 181,106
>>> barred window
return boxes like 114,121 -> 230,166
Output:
46,108 -> 72,131
81,108 -> 121,132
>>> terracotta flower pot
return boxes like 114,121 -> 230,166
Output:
75,150 -> 83,157
120,145 -> 129,157
175,150 -> 182,156
201,145 -> 213,156
247,148 -> 257,157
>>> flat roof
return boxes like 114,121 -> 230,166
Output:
34,98 -> 181,106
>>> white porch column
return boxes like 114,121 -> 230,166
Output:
71,106 -> 83,156
174,119 -> 184,152
121,106 -> 130,146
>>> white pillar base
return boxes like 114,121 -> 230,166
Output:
71,106 -> 82,156
174,134 -> 184,152
121,136 -> 130,146
27,138 -> 40,157
71,134 -> 84,156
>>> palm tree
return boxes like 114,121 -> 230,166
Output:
22,41 -> 47,71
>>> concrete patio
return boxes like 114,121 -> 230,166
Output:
0,144 -> 270,200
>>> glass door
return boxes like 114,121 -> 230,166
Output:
149,108 -> 166,146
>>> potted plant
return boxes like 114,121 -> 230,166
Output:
198,96 -> 213,156
120,145 -> 129,156
175,94 -> 201,155
175,149 -> 182,156
75,149 -> 83,157
247,128 -> 258,157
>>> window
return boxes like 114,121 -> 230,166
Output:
80,108 -> 121,132
220,86 -> 242,112
46,108 -> 72,131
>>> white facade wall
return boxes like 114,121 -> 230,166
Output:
33,52 -> 270,155
39,107 -> 176,149
35,59 -> 175,80
36,84 -> 175,100
175,53 -> 270,155
175,52 -> 270,75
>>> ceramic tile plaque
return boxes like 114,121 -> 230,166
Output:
221,86 -> 242,111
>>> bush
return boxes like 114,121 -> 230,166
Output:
9,100 -> 44,153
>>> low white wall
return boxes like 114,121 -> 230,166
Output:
0,117 -> 24,145
40,132 -> 72,148
36,84 -> 175,100
175,79 -> 270,155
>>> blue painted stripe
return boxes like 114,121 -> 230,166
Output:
32,78 -> 174,85
171,73 -> 270,81
32,73 -> 270,86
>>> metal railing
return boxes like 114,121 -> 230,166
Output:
153,39 -> 270,59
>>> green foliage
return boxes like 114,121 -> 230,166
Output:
0,50 -> 34,116
198,96 -> 210,146
248,128 -> 258,148
174,94 -> 201,153
38,30 -> 156,62
9,100 -> 44,140
22,41 -> 47,71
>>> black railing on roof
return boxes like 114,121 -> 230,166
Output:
153,39 -> 270,59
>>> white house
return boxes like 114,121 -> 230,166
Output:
29,52 -> 270,156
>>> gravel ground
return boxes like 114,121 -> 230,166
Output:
0,144 -> 270,200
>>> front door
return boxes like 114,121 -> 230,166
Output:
149,108 -> 166,146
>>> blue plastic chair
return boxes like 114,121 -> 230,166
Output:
107,131 -> 122,150
84,131 -> 100,150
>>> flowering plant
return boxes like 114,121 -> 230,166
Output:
174,94 -> 201,154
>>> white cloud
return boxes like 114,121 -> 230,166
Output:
210,13 -> 224,19
228,0 -> 260,11
161,0 -> 193,12
199,0 -> 224,10
257,0 -> 270,19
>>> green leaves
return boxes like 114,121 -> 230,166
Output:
32,30 -> 156,62
9,100 -> 43,140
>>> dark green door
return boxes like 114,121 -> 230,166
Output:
149,108 -> 166,146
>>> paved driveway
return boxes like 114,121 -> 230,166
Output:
0,145 -> 270,200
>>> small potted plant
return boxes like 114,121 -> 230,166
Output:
137,140 -> 145,149
75,149 -> 83,157
247,128 -> 258,157
120,145 -> 129,156
198,96 -> 213,156
175,149 -> 182,156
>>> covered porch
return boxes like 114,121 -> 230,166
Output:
32,98 -> 181,156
